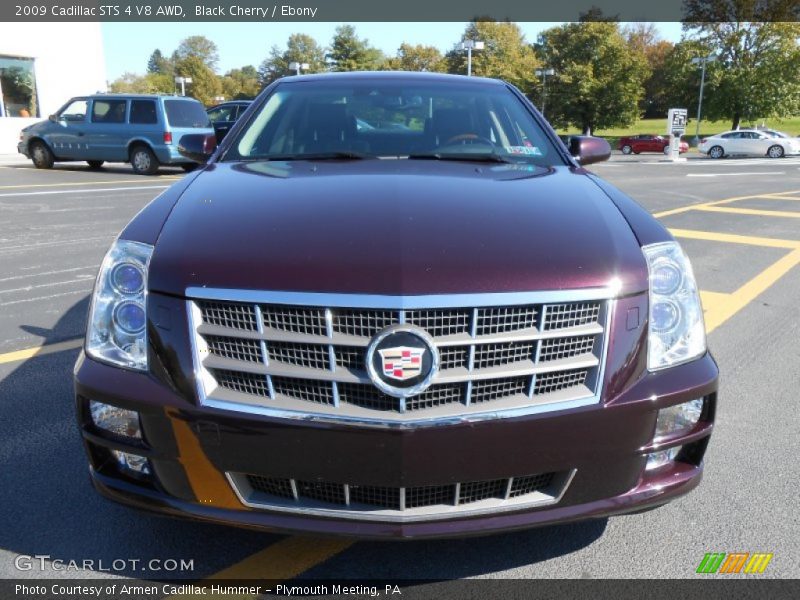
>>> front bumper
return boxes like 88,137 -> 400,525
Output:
17,141 -> 29,157
75,339 -> 718,539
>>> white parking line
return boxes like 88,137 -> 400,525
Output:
0,265 -> 96,284
0,185 -> 168,198
686,172 -> 785,178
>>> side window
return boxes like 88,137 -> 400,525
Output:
58,99 -> 88,122
92,99 -> 127,123
208,105 -> 235,123
721,132 -> 738,139
130,100 -> 158,124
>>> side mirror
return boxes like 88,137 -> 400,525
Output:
48,114 -> 57,123
568,136 -> 611,166
177,133 -> 217,163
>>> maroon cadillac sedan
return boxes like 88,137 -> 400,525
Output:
75,72 -> 717,539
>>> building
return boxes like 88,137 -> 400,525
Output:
0,23 -> 106,154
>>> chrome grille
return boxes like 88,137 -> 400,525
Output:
190,291 -> 611,423
233,469 -> 572,521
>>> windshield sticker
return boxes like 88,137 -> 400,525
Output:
505,146 -> 543,156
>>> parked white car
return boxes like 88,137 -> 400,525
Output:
699,129 -> 800,159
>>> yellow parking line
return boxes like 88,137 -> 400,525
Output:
653,190 -> 800,218
165,538 -> 354,599
668,228 -> 800,249
696,205 -> 800,219
703,248 -> 800,333
0,338 -> 83,365
0,177 -> 179,190
761,193 -> 800,200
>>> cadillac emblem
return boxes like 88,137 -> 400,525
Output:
366,325 -> 439,398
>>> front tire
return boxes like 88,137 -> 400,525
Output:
767,145 -> 785,159
87,160 -> 104,169
621,145 -> 632,155
130,145 -> 159,175
30,141 -> 55,169
708,145 -> 724,159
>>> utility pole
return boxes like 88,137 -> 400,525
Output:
289,62 -> 309,76
460,40 -> 484,76
535,68 -> 555,118
174,76 -> 192,97
690,54 -> 716,146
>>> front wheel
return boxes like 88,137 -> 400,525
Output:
87,160 -> 104,169
30,141 -> 55,169
708,145 -> 724,159
130,145 -> 159,175
767,145 -> 785,159
621,145 -> 632,155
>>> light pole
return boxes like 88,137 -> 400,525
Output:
535,68 -> 555,118
289,61 -> 309,76
460,40 -> 484,76
690,54 -> 716,146
174,76 -> 192,96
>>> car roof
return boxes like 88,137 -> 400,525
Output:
275,70 -> 506,87
87,93 -> 201,101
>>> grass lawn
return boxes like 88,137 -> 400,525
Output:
556,117 -> 800,141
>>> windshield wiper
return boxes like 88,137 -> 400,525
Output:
261,151 -> 370,161
408,152 -> 514,164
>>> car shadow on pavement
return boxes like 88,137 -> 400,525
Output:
0,297 -> 281,580
4,164 -> 186,176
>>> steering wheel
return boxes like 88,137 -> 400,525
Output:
442,133 -> 495,146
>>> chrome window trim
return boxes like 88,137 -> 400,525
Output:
187,287 -> 616,428
225,469 -> 577,522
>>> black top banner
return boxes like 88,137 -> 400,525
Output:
3,0 -> 799,22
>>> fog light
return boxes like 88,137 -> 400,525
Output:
111,450 -> 150,475
89,400 -> 141,439
645,446 -> 681,471
655,398 -> 703,439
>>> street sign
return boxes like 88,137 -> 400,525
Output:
665,108 -> 688,162
667,108 -> 688,135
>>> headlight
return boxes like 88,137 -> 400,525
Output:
643,242 -> 706,370
86,239 -> 153,370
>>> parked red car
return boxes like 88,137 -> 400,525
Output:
619,134 -> 688,155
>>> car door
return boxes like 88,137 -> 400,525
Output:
48,98 -> 91,159
750,132 -> 772,155
208,104 -> 238,142
721,132 -> 742,154
85,98 -> 129,162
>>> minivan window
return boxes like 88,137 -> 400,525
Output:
208,105 -> 237,123
130,100 -> 158,124
164,100 -> 211,128
92,99 -> 127,123
58,99 -> 88,122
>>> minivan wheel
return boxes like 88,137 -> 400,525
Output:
86,160 -> 104,169
767,144 -> 785,159
708,145 -> 724,159
130,145 -> 159,175
30,141 -> 55,169
621,145 -> 632,155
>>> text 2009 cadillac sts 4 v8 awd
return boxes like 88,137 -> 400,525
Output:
75,72 -> 717,539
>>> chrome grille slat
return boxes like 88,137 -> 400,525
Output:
191,292 -> 611,423
234,469 -> 574,521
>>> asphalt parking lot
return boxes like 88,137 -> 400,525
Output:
0,153 -> 798,584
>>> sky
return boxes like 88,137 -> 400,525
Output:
102,22 -> 684,83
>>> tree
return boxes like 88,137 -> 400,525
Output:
382,43 -> 445,72
221,65 -> 261,100
538,21 -> 648,134
147,49 -> 172,75
109,71 -> 174,94
327,25 -> 383,72
681,15 -> 800,129
174,55 -> 222,105
443,21 -> 539,95
258,33 -> 327,86
625,24 -> 675,118
173,35 -> 220,71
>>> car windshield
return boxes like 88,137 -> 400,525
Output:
164,100 -> 211,128
224,79 -> 562,166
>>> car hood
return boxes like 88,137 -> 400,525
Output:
148,160 -> 648,297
